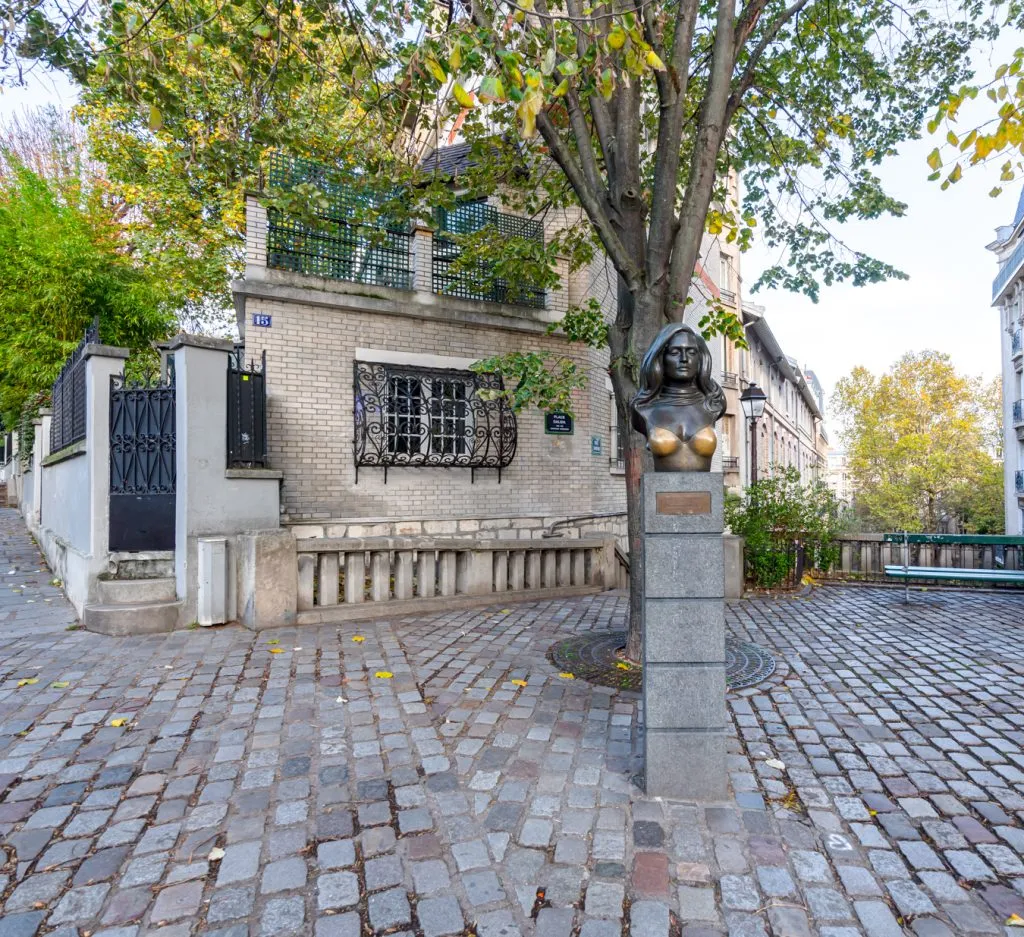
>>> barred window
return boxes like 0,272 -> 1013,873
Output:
355,361 -> 516,475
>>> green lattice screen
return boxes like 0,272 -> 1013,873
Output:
266,154 -> 412,289
433,201 -> 546,309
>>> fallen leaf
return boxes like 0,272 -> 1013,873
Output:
500,609 -> 511,613
208,846 -> 225,861
51,681 -> 69,689
269,648 -> 284,654
375,671 -> 393,679
352,635 -> 365,642
615,662 -> 630,670
559,672 -> 575,680
765,758 -> 786,770
267,638 -> 280,645
1007,915 -> 1024,927
511,679 -> 528,687
17,678 -> 39,687
109,718 -> 127,727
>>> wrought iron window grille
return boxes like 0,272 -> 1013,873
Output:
432,202 -> 546,309
228,349 -> 269,469
266,153 -> 412,289
50,318 -> 99,454
353,361 -> 517,483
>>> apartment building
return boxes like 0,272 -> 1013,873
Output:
987,188 -> 1024,535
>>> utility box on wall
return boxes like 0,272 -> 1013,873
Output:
198,537 -> 229,625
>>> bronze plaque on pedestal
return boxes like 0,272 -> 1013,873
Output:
656,491 -> 712,516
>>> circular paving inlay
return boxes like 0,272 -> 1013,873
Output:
547,630 -> 776,692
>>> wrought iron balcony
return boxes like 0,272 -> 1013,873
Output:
723,456 -> 739,471
1017,469 -> 1024,494
994,236 -> 1024,300
721,371 -> 738,389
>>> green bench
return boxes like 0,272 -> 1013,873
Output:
882,533 -> 1024,601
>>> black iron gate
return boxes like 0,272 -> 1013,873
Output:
109,367 -> 176,552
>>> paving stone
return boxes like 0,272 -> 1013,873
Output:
629,900 -> 669,937
48,883 -> 110,925
317,839 -> 355,869
317,871 -> 360,910
720,875 -> 759,911
315,912 -> 361,937
365,854 -> 403,891
367,887 -> 412,931
206,885 -> 257,923
853,900 -> 904,937
261,856 -> 308,893
150,881 -> 204,922
0,913 -> 45,937
418,895 -> 465,937
767,907 -> 813,937
261,896 -> 305,936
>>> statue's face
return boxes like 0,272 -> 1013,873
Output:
662,331 -> 700,382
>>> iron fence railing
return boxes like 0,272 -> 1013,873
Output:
433,202 -> 546,309
723,456 -> 739,471
994,237 -> 1024,299
1015,399 -> 1024,425
266,153 -> 412,289
50,319 -> 98,453
227,349 -> 268,468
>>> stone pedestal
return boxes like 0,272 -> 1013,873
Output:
641,472 -> 727,801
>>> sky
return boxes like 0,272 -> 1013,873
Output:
0,39 -> 1018,425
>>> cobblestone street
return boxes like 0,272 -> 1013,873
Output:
1,508 -> 1023,937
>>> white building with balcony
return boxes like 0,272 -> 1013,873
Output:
987,189 -> 1024,535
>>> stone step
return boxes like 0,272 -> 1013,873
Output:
97,577 -> 177,605
110,551 -> 175,580
83,600 -> 182,636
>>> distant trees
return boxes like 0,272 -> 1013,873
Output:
832,353 -> 1004,533
0,110 -> 174,427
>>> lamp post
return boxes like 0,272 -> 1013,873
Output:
739,383 -> 767,485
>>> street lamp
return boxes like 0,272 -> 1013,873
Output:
739,383 -> 767,484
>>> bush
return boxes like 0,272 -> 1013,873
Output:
726,466 -> 847,588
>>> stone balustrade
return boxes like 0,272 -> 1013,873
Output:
294,535 -> 618,624
822,534 -> 1023,581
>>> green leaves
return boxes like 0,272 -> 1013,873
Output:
470,352 -> 586,415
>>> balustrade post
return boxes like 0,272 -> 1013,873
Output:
395,551 -> 414,599
526,551 -> 542,589
542,550 -> 557,588
439,552 -> 457,596
493,552 -> 508,592
509,551 -> 525,590
297,554 -> 315,610
841,542 -> 852,574
345,552 -> 365,603
318,552 -> 339,606
557,551 -> 571,587
417,551 -> 436,597
571,549 -> 586,586
370,551 -> 390,602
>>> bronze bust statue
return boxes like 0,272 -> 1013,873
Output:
630,323 -> 727,471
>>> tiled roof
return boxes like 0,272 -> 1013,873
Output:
420,142 -> 474,177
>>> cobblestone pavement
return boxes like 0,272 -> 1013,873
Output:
0,510 -> 1023,937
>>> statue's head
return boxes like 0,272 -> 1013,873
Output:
632,323 -> 726,423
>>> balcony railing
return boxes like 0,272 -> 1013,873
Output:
1013,329 -> 1022,358
993,236 -> 1024,300
1017,470 -> 1024,494
1015,399 -> 1024,426
721,371 -> 738,389
432,203 -> 546,309
266,154 -> 412,289
723,456 -> 739,471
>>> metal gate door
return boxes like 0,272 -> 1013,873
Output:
109,368 -> 176,552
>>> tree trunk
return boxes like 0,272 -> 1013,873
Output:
609,287 -> 665,663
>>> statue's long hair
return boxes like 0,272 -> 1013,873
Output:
630,323 -> 726,434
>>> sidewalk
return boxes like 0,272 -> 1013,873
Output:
0,507 -> 1022,936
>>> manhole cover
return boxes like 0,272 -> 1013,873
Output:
547,631 -> 775,692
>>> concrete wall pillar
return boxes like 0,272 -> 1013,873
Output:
641,472 -> 727,801
84,346 -> 131,582
171,334 -> 282,625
